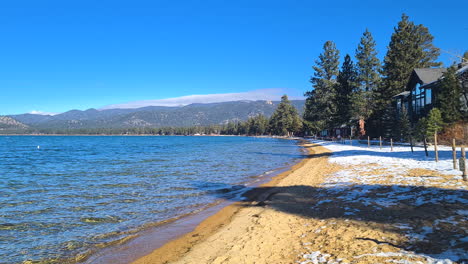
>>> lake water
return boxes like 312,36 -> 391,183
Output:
0,136 -> 302,263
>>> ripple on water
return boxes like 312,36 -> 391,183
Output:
0,136 -> 301,263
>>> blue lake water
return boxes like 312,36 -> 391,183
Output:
0,136 -> 303,263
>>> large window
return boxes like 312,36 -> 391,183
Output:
411,83 -> 430,115
426,89 -> 432,105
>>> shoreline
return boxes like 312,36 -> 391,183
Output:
80,139 -> 308,264
129,139 -> 322,264
129,140 -> 467,264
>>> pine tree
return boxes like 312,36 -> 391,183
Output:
435,66 -> 463,123
246,115 -> 268,135
335,54 -> 357,126
373,14 -> 440,136
397,106 -> 411,141
376,14 -> 440,110
353,29 -> 381,121
304,41 -> 340,132
415,117 -> 428,140
269,95 -> 303,136
425,108 -> 444,139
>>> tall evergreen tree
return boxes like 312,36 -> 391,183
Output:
372,14 -> 440,136
304,41 -> 340,132
435,66 -> 463,123
353,29 -> 381,122
335,54 -> 357,126
376,14 -> 440,112
269,95 -> 303,136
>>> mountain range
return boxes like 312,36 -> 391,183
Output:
1,100 -> 305,131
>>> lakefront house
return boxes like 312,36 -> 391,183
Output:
394,62 -> 468,124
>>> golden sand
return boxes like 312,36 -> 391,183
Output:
131,142 -> 467,264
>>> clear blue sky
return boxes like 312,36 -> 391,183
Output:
1,0 -> 467,115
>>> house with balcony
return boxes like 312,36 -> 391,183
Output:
394,63 -> 468,124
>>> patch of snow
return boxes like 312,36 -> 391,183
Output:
301,251 -> 331,264
355,251 -> 456,264
311,140 -> 463,180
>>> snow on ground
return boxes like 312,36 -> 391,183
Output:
314,140 -> 465,189
298,140 -> 468,264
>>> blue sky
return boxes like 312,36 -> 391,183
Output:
1,0 -> 467,115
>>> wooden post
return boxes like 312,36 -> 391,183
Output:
423,137 -> 428,157
461,147 -> 467,181
379,136 -> 382,150
452,139 -> 457,170
410,136 -> 414,153
368,136 -> 370,148
390,138 -> 393,152
350,136 -> 352,146
434,132 -> 438,162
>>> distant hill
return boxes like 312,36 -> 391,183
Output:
0,116 -> 28,130
8,100 -> 305,130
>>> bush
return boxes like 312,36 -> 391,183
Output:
425,108 -> 444,140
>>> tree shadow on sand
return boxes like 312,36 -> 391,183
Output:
192,181 -> 468,263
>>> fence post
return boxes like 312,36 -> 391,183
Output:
368,136 -> 370,148
390,138 -> 393,152
434,132 -> 439,162
410,136 -> 414,153
379,136 -> 382,150
423,137 -> 428,157
452,139 -> 457,170
461,147 -> 467,181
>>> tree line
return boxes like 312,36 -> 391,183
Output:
2,95 -> 303,136
303,13 -> 467,141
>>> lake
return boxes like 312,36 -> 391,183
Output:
0,136 -> 303,263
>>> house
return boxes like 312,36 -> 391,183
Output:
394,63 -> 468,124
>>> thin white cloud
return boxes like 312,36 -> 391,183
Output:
29,110 -> 60,116
100,88 -> 305,110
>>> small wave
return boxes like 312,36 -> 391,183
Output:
0,223 -> 17,230
80,216 -> 122,224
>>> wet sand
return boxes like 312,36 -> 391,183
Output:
131,142 -> 468,264
131,142 -> 341,264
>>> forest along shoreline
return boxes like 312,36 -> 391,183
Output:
132,140 -> 467,264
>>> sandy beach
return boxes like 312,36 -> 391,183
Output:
132,141 -> 467,264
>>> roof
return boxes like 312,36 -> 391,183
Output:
456,64 -> 468,74
419,65 -> 467,89
413,68 -> 446,84
392,91 -> 410,98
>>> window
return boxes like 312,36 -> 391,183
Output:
415,83 -> 421,94
426,89 -> 432,105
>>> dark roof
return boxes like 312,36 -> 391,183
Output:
413,68 -> 446,84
